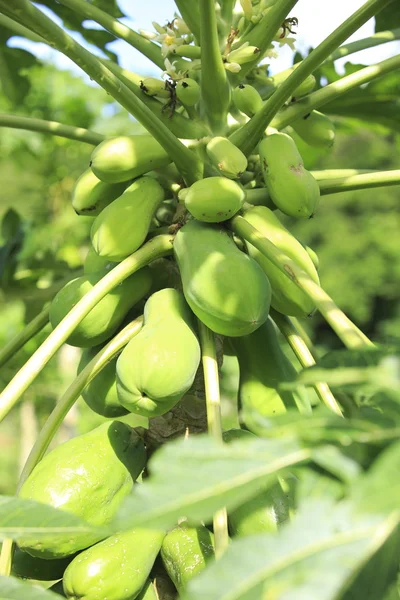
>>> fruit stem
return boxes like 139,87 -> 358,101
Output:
0,114 -> 104,145
198,320 -> 229,559
311,169 -> 373,181
0,235 -> 174,424
230,216 -> 373,350
318,170 -> 400,195
230,0 -> 393,154
0,307 -> 49,369
271,310 -> 344,417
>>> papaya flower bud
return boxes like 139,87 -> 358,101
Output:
227,42 -> 261,65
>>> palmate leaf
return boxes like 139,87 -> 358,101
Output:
0,576 -> 61,599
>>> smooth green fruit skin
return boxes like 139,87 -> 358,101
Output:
259,133 -> 320,218
160,524 -> 214,592
90,135 -> 172,183
83,246 -> 116,275
242,205 -> 320,317
91,176 -> 164,261
232,84 -> 263,117
268,64 -> 316,97
49,267 -> 152,347
176,78 -> 201,106
78,345 -> 129,418
184,177 -> 245,223
11,548 -> 72,581
116,288 -> 201,417
206,137 -> 248,179
18,422 -> 146,559
72,169 -> 129,216
291,110 -> 335,148
63,528 -> 165,600
174,220 -> 271,337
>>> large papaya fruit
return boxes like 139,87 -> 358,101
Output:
174,220 -> 271,337
291,110 -> 335,149
83,246 -> 115,275
259,133 -> 320,218
230,318 -> 311,431
49,267 -> 152,347
242,205 -> 320,317
116,288 -> 201,417
90,135 -> 171,183
11,547 -> 73,581
206,137 -> 248,179
18,421 -> 146,559
160,523 -> 215,593
184,176 -> 245,222
90,176 -> 164,261
63,528 -> 165,600
72,169 -> 129,216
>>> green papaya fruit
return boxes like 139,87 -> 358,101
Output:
49,267 -> 152,347
267,63 -> 316,98
242,205 -> 320,317
160,523 -> 215,593
174,220 -> 271,337
223,429 -> 291,537
49,580 -> 66,596
116,288 -> 201,417
83,246 -> 115,275
137,580 -> 158,600
206,137 -> 248,179
72,169 -> 129,216
305,244 -> 319,271
230,318 -> 311,431
259,133 -> 320,218
90,135 -> 171,183
63,528 -> 165,600
184,177 -> 245,222
11,548 -> 72,581
227,43 -> 261,65
176,78 -> 201,106
18,421 -> 146,559
232,84 -> 263,117
140,77 -> 170,98
90,176 -> 165,261
291,110 -> 335,148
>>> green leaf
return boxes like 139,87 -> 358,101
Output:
375,4 -> 400,32
0,576 -> 61,599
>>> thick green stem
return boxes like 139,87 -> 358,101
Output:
199,0 -> 231,133
57,0 -> 164,69
230,216 -> 373,349
0,113 -> 104,144
319,169 -> 400,195
0,1 -> 202,185
326,28 -> 400,62
198,320 -> 229,558
271,309 -> 343,417
0,13 -> 45,42
174,0 -> 201,41
0,235 -> 174,424
0,307 -> 49,369
230,0 -> 394,154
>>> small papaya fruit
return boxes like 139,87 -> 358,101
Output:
206,137 -> 248,179
116,288 -> 201,417
18,421 -> 146,559
83,246 -> 115,275
176,78 -> 201,106
90,135 -> 171,183
49,267 -> 152,347
63,528 -> 165,600
174,220 -> 271,337
242,205 -> 320,317
226,43 -> 261,65
259,133 -> 320,218
230,318 -> 311,431
232,83 -> 263,117
291,110 -> 335,148
184,176 -> 245,222
140,77 -> 170,98
90,176 -> 165,261
268,63 -> 316,98
11,547 -> 72,581
160,523 -> 215,593
71,169 -> 129,216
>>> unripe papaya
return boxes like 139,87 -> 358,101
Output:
176,78 -> 201,106
259,133 -> 320,218
90,135 -> 172,183
63,528 -> 165,600
268,63 -> 316,97
72,169 -> 129,216
206,137 -> 248,179
83,246 -> 115,275
49,267 -> 152,347
160,523 -> 215,592
140,77 -> 170,98
184,177 -> 245,222
305,244 -> 319,270
116,288 -> 201,417
174,220 -> 271,337
230,318 -> 311,431
232,83 -> 263,117
227,43 -> 261,65
242,205 -> 319,317
18,422 -> 146,559
11,548 -> 72,581
291,110 -> 335,148
90,176 -> 164,261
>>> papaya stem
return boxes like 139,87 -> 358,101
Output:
174,0 -> 201,41
0,306 -> 49,369
0,235 -> 174,424
310,169 -> 373,181
197,321 -> 229,559
0,13 -> 45,42
271,310 -> 344,417
0,2 -> 203,186
229,216 -> 373,350
0,114 -> 104,145
229,0 -> 393,154
318,170 -> 400,195
325,28 -> 400,63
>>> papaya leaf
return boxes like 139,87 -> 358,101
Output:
375,4 -> 400,32
0,576 -> 61,599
